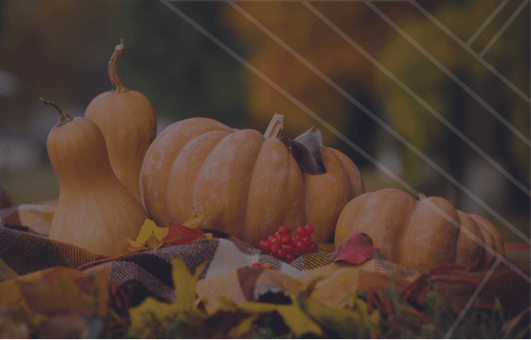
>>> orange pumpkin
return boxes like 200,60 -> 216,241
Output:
140,114 -> 365,246
44,99 -> 146,257
335,188 -> 505,271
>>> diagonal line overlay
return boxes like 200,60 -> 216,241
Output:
229,1 -> 530,243
365,0 -> 531,149
480,0 -> 531,57
303,2 -> 530,195
158,0 -> 531,283
467,0 -> 511,46
408,0 -> 531,104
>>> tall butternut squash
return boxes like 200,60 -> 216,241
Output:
85,39 -> 157,202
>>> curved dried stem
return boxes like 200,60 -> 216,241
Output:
108,38 -> 128,93
40,98 -> 73,127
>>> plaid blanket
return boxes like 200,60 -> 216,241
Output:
0,200 -> 529,318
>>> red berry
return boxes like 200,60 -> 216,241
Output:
285,254 -> 295,263
278,226 -> 290,235
296,226 -> 307,237
295,241 -> 306,252
277,249 -> 287,259
280,234 -> 291,244
270,244 -> 280,254
252,263 -> 261,268
282,243 -> 294,253
291,235 -> 300,244
309,242 -> 319,253
303,246 -> 312,254
304,224 -> 315,234
259,240 -> 268,250
268,235 -> 280,246
301,235 -> 312,245
293,249 -> 302,256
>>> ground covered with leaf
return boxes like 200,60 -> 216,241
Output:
1,257 -> 529,339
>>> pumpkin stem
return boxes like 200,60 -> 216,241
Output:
108,38 -> 128,94
263,113 -> 284,139
40,98 -> 73,127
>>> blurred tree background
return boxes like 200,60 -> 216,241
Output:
0,0 -> 529,242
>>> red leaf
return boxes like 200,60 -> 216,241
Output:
330,233 -> 379,264
162,223 -> 205,246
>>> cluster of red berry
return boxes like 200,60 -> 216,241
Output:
257,225 -> 319,263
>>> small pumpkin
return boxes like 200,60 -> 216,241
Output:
334,188 -> 505,271
85,39 -> 157,202
140,114 -> 365,246
44,99 -> 147,257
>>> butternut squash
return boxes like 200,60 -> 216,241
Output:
44,98 -> 146,257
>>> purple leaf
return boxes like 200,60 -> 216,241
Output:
289,127 -> 326,175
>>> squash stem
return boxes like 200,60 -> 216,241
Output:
263,113 -> 284,139
108,38 -> 128,94
40,98 -> 73,127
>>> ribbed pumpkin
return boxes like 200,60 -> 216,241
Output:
44,99 -> 147,257
335,188 -> 505,271
140,114 -> 365,246
85,39 -> 157,202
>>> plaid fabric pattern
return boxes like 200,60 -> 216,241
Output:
1,200 -> 529,316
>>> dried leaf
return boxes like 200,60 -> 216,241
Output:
128,297 -> 181,338
237,301 -> 324,338
183,208 -> 209,228
171,258 -> 206,312
127,213 -> 209,252
17,273 -> 91,315
288,126 -> 327,175
128,258 -> 207,337
501,306 -> 531,336
227,314 -> 260,338
298,296 -> 380,338
126,219 -> 168,250
330,233 -> 379,264
162,223 -> 205,246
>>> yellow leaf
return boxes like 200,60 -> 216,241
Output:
300,295 -> 380,338
127,258 -> 207,337
135,219 -> 158,245
216,296 -> 238,312
126,246 -> 148,252
126,238 -> 143,248
237,301 -> 324,338
145,234 -> 163,249
204,233 -> 213,242
152,224 -> 169,242
171,258 -> 206,312
128,297 -> 181,338
128,219 -> 169,250
182,209 -> 208,229
227,314 -> 260,338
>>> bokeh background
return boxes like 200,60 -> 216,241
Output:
0,0 -> 529,242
